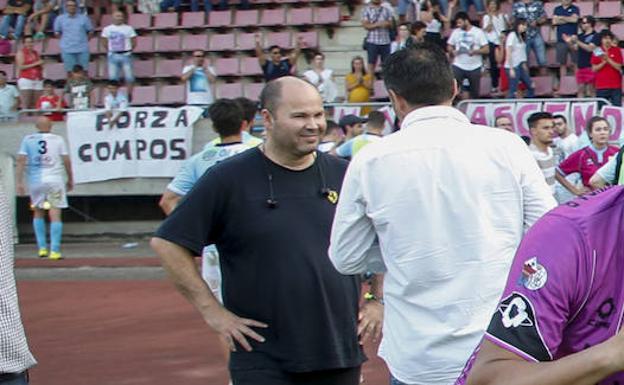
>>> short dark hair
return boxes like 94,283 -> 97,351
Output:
313,51 -> 325,59
586,116 -> 609,135
0,70 -> 6,77
367,110 -> 386,129
553,114 -> 567,123
72,64 -> 85,73
22,35 -> 33,41
527,112 -> 553,128
411,21 -> 426,33
382,43 -> 455,107
599,29 -> 615,41
268,45 -> 281,53
108,80 -> 120,87
259,80 -> 283,115
582,15 -> 596,27
234,97 -> 257,124
453,11 -> 470,24
326,120 -> 340,135
208,98 -> 244,138
43,79 -> 54,87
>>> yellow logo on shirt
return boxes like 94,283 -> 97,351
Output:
327,190 -> 339,204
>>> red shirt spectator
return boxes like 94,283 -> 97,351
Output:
591,45 -> 622,89
36,80 -> 66,122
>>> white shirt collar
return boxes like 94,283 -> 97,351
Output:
400,105 -> 470,131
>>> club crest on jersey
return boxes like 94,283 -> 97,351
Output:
519,257 -> 548,291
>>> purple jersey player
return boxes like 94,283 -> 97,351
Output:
457,186 -> 624,385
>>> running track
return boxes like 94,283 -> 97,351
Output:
18,280 -> 390,385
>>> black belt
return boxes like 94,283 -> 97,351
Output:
111,50 -> 132,54
0,371 -> 25,381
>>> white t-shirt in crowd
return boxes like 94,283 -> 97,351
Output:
101,24 -> 137,52
303,68 -> 338,102
426,18 -> 442,33
0,84 -> 19,120
505,31 -> 528,68
448,26 -> 488,71
482,13 -> 508,44
182,65 -> 216,106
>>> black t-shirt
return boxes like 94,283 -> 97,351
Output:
577,32 -> 601,69
262,58 -> 292,82
156,148 -> 365,372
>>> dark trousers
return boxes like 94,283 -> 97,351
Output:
488,42 -> 500,89
0,371 -> 28,385
597,88 -> 622,107
231,366 -> 361,385
452,65 -> 481,99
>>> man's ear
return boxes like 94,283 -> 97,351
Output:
388,89 -> 408,120
261,109 -> 273,132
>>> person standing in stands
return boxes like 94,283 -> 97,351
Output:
16,116 -> 73,260
482,0 -> 509,94
62,64 -> 93,110
53,0 -> 92,74
101,10 -> 137,98
361,0 -> 394,77
15,35 -> 44,110
552,0 -> 579,95
181,50 -> 216,109
0,70 -> 20,122
255,34 -> 303,82
512,0 -> 547,76
505,19 -> 535,98
591,29 -> 622,107
564,15 -> 599,98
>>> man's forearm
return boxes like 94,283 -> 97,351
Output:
152,237 -> 224,323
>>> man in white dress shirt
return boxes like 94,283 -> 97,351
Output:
328,43 -> 556,385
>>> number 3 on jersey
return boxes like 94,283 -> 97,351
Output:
38,140 -> 47,155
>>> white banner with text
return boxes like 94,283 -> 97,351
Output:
67,106 -> 203,183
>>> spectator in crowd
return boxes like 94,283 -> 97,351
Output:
303,51 -> 338,103
391,22 -> 413,53
335,110 -> 385,159
101,10 -> 136,98
410,20 -> 427,43
556,116 -> 619,195
345,56 -> 373,115
15,35 -> 43,110
181,50 -> 216,108
54,0 -> 92,74
0,70 -> 19,122
137,0 -> 159,14
330,44 -> 556,385
457,187 -> 624,385
160,0 -> 217,13
152,77 -> 367,385
338,114 -> 366,142
0,0 -> 32,40
421,0 -> 455,48
447,12 -> 489,100
111,0 -> 134,15
0,181 -> 37,385
103,80 -> 128,128
528,112 -> 557,196
62,64 -> 93,110
565,15 -> 598,98
460,0 -> 484,15
16,116 -> 73,260
552,114 -> 578,159
552,0 -> 579,94
552,114 -> 580,202
591,29 -> 622,107
25,0 -> 57,39
255,34 -> 303,82
318,120 -> 344,153
512,0 -> 547,75
482,0 -> 510,94
36,79 -> 65,121
494,114 -> 514,132
590,147 -> 624,188
362,0 -> 394,77
505,19 -> 535,98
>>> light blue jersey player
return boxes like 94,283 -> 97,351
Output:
16,117 -> 73,260
159,98 -> 256,302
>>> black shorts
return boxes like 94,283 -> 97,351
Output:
231,366 -> 361,385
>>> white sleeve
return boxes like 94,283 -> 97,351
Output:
510,136 -> 558,230
101,25 -> 109,38
104,95 -> 113,111
595,155 -> 618,184
478,29 -> 488,46
129,26 -> 137,38
447,29 -> 458,47
481,14 -> 490,29
60,137 -> 69,156
329,155 -> 384,274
